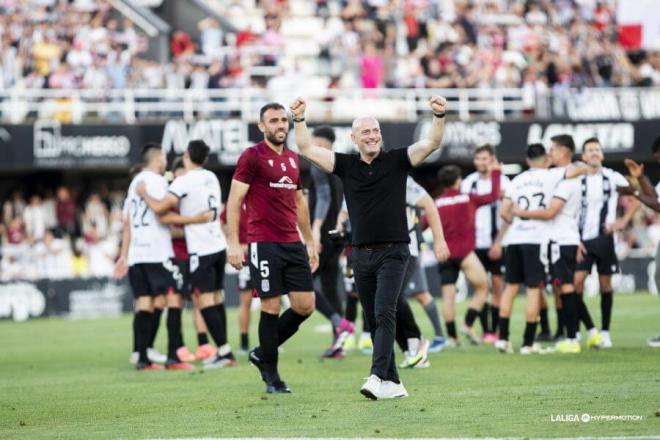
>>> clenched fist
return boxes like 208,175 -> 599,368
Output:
429,96 -> 447,114
290,97 -> 306,119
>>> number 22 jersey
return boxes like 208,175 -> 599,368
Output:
124,170 -> 174,265
169,168 -> 227,257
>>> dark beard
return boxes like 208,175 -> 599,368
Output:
266,131 -> 286,146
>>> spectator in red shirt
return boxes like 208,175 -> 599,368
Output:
433,160 -> 501,346
170,30 -> 195,59
56,186 -> 78,237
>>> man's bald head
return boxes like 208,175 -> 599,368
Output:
351,116 -> 383,159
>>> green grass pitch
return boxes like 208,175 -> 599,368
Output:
1,294 -> 659,439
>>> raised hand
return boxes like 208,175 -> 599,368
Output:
289,97 -> 307,119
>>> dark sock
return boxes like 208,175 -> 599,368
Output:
345,295 -> 358,323
523,321 -> 537,347
201,306 -> 227,347
479,302 -> 490,333
132,313 -> 139,352
148,308 -> 163,348
446,321 -> 457,339
278,308 -> 309,346
197,332 -> 209,346
555,307 -> 566,338
259,311 -> 279,371
490,306 -> 500,334
601,291 -> 613,331
539,307 -> 550,334
315,290 -> 337,322
562,293 -> 579,339
576,292 -> 595,330
464,308 -> 479,328
215,303 -> 227,335
240,333 -> 249,349
424,301 -> 444,337
166,307 -> 183,361
498,317 -> 510,341
135,311 -> 153,363
330,313 -> 343,329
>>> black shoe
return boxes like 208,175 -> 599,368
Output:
552,332 -> 565,342
263,371 -> 291,394
536,332 -> 552,342
248,348 -> 266,380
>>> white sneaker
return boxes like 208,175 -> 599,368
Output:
380,380 -> 408,398
601,330 -> 613,348
360,374 -> 383,400
495,339 -> 513,354
147,348 -> 167,364
519,343 -> 547,355
129,351 -> 139,365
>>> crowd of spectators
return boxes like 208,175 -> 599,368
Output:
1,0 -> 658,97
0,185 -> 124,281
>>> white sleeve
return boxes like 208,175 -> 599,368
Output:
168,175 -> 187,199
547,167 -> 566,187
553,179 -> 572,201
406,178 -> 427,206
612,171 -> 629,188
122,198 -> 129,219
147,175 -> 168,199
500,175 -> 511,193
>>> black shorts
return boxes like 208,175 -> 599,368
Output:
128,261 -> 178,298
248,242 -> 314,298
173,258 -> 190,296
189,251 -> 226,294
475,248 -> 504,276
549,243 -> 578,286
438,257 -> 463,286
504,244 -> 545,288
575,235 -> 619,275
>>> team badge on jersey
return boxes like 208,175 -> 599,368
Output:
268,160 -> 274,167
289,157 -> 297,169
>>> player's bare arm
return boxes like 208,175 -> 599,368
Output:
407,96 -> 446,167
513,197 -> 565,220
113,215 -> 130,279
417,193 -> 450,262
136,182 -> 178,215
159,210 -> 213,225
499,198 -> 514,224
488,220 -> 510,261
290,97 -> 335,173
564,161 -> 589,179
295,189 -> 319,273
226,179 -> 250,270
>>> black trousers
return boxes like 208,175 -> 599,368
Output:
353,243 -> 410,382
314,241 -> 344,315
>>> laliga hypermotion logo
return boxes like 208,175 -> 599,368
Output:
269,176 -> 297,190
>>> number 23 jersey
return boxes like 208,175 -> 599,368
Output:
503,167 -> 565,245
169,168 -> 227,257
124,170 -> 174,265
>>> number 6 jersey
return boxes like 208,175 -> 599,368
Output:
124,170 -> 174,265
503,167 -> 565,245
169,168 -> 227,257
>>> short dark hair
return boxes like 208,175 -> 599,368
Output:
187,140 -> 210,165
437,165 -> 462,191
140,142 -> 161,162
582,137 -> 600,149
312,125 -> 336,144
171,156 -> 185,172
652,136 -> 660,154
550,134 -> 576,153
526,143 -> 546,160
474,144 -> 495,156
260,102 -> 286,121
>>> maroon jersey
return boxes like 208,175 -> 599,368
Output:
233,141 -> 302,243
434,170 -> 501,260
170,208 -> 188,260
220,202 -> 248,245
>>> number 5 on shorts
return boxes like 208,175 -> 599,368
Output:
250,243 -> 269,278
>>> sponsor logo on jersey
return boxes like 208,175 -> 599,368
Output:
435,194 -> 470,207
269,176 -> 297,190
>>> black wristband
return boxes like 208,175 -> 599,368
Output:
292,117 -> 305,122
433,112 -> 446,119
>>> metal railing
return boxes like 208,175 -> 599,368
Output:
0,87 -> 657,124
